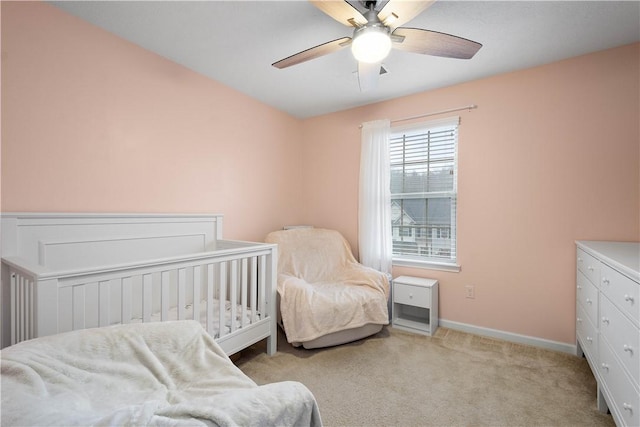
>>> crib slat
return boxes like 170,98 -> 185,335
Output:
24,278 -> 31,341
85,282 -> 99,328
160,270 -> 170,321
21,277 -> 27,342
218,262 -> 227,338
19,276 -> 26,342
259,255 -> 267,320
241,258 -> 248,328
73,285 -> 86,330
99,281 -> 110,327
230,259 -> 238,333
250,257 -> 258,323
122,277 -> 132,324
110,278 -> 122,327
192,265 -> 201,322
142,274 -> 153,322
17,275 -> 24,342
206,263 -> 214,335
20,277 -> 26,340
25,278 -> 31,340
58,286 -> 73,333
10,273 -> 16,344
11,273 -> 20,345
177,268 -> 186,320
28,277 -> 35,339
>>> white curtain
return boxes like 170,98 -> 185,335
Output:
358,119 -> 392,274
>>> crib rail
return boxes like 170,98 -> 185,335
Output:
4,242 -> 277,354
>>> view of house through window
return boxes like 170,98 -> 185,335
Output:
390,117 -> 458,266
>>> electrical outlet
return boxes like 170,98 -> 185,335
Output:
465,285 -> 475,299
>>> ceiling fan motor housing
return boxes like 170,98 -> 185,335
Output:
351,7 -> 392,63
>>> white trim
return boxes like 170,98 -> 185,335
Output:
393,257 -> 461,272
439,319 -> 577,355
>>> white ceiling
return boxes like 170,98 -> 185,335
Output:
50,1 -> 640,119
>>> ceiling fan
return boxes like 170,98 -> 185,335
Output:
272,0 -> 482,92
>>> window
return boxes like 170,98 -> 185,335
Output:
390,116 -> 459,270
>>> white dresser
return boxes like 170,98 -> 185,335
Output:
576,241 -> 639,427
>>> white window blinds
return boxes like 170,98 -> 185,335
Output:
390,116 -> 459,265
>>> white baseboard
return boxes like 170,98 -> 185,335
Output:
438,319 -> 577,355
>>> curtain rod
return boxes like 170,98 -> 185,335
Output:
359,104 -> 477,128
392,104 -> 477,124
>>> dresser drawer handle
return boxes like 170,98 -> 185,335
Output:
586,336 -> 593,343
623,345 -> 634,354
588,266 -> 594,271
577,317 -> 582,323
623,403 -> 633,413
624,294 -> 635,303
577,285 -> 582,290
601,363 -> 609,370
409,294 -> 413,299
578,257 -> 583,263
586,298 -> 592,305
602,278 -> 610,285
602,317 -> 610,324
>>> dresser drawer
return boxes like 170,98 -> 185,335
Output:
601,263 -> 639,327
577,249 -> 601,286
577,302 -> 598,364
600,295 -> 639,385
394,282 -> 430,309
577,270 -> 598,326
599,337 -> 640,427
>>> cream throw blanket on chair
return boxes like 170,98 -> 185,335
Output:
265,228 -> 389,345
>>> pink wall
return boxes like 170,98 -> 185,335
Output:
2,2 -> 638,346
300,43 -> 640,344
1,1 -> 304,242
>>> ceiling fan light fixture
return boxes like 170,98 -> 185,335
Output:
351,25 -> 392,63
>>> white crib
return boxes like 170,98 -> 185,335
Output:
0,213 -> 277,356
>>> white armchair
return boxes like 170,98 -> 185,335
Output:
265,228 -> 389,349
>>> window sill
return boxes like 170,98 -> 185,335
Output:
392,257 -> 461,273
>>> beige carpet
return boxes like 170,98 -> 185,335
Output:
235,326 -> 615,427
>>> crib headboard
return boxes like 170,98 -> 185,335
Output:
1,213 -> 224,271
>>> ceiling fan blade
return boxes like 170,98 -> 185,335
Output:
392,28 -> 482,59
358,61 -> 381,92
272,37 -> 352,69
378,0 -> 436,29
309,0 -> 367,27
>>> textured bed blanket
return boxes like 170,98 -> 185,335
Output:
1,320 -> 322,426
266,228 -> 389,344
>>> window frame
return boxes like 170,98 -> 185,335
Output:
389,116 -> 461,273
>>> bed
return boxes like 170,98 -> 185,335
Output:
1,320 -> 322,426
0,213 -> 278,356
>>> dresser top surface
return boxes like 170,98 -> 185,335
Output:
576,241 -> 640,281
